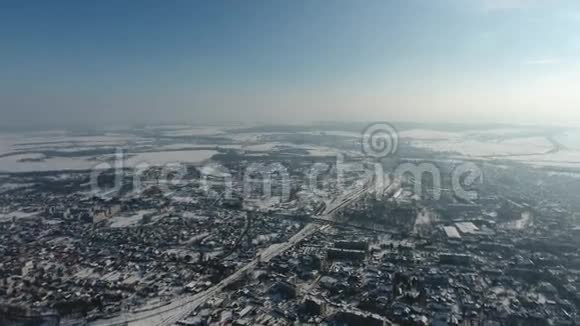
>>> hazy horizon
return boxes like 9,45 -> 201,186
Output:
3,3 -> 580,324
2,0 -> 580,128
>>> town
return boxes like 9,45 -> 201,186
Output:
1,132 -> 580,326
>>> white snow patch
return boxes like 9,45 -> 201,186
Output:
161,127 -> 225,137
109,210 -> 156,228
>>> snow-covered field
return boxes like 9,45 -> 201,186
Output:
159,126 -> 227,137
0,131 -> 143,156
0,128 -> 225,172
108,209 -> 156,228
408,136 -> 553,157
1,125 -> 580,172
0,210 -> 38,222
295,127 -> 577,167
0,150 -> 218,173
124,150 -> 217,167
555,130 -> 580,150
402,128 -> 580,168
0,154 -> 100,173
157,143 -> 242,151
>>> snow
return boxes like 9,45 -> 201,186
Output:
298,131 -> 359,138
158,143 -> 241,150
109,210 -> 156,228
455,222 -> 479,234
0,155 -> 100,173
0,210 -> 38,222
124,150 -> 217,167
0,149 -> 217,173
0,182 -> 35,193
239,142 -> 340,157
161,127 -> 226,137
2,126 -> 579,172
409,136 -> 553,157
306,147 -> 339,156
0,131 -> 144,156
555,130 -> 580,150
399,127 -> 580,169
443,226 -> 462,239
241,142 -> 284,151
399,129 -> 460,140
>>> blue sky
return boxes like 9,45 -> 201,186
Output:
1,0 -> 579,127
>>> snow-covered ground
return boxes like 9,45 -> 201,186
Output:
0,155 -> 103,173
409,136 -> 553,157
0,182 -> 35,193
0,150 -> 218,173
2,125 -> 580,172
0,210 -> 38,222
108,209 -> 156,228
160,127 -> 226,137
157,143 -> 242,151
402,128 -> 580,169
0,131 -> 144,156
123,150 -> 217,167
555,130 -> 580,150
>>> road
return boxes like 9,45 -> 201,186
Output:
88,179 -> 374,326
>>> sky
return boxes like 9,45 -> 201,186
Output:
1,0 -> 580,128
